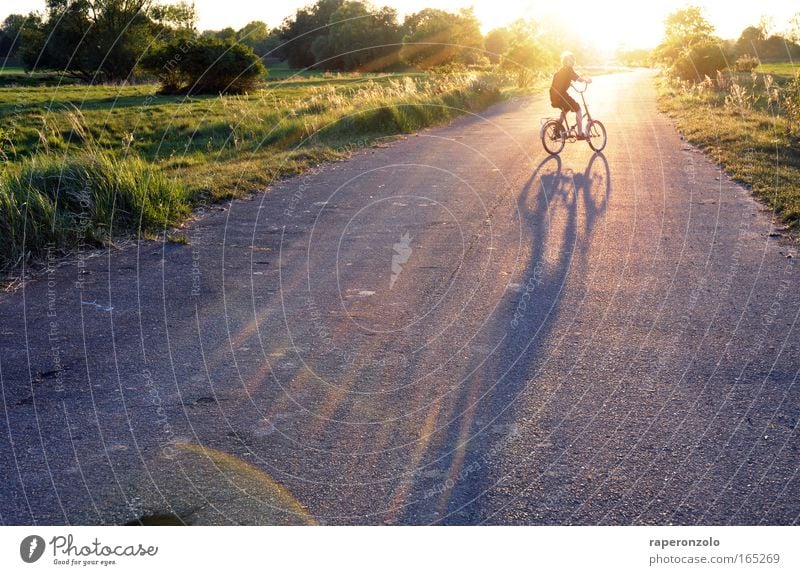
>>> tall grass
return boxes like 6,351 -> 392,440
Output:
0,150 -> 188,271
269,74 -> 502,145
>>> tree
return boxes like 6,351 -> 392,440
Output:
200,21 -> 280,59
761,34 -> 800,61
615,48 -> 652,67
789,13 -> 800,44
203,27 -> 237,43
498,20 -> 549,87
236,20 -> 279,57
149,1 -> 196,33
655,6 -> 729,80
310,1 -> 401,71
238,21 -> 269,47
20,0 -> 195,83
733,21 -> 800,62
484,28 -> 510,64
400,8 -> 483,70
663,6 -> 714,42
275,0 -> 345,69
0,15 -> 26,61
736,25 -> 766,56
655,5 -> 715,64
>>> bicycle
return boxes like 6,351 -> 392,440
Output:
541,79 -> 607,155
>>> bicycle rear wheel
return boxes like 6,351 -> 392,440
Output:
586,119 -> 607,152
541,120 -> 565,155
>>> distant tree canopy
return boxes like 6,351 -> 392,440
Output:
4,0 -> 558,88
275,0 -> 345,69
201,21 -> 280,57
0,14 -> 26,61
236,20 -> 281,57
20,0 -> 196,82
203,27 -> 237,43
399,8 -> 484,69
737,25 -> 766,51
310,2 -> 402,71
497,20 -> 550,87
735,25 -> 800,62
655,5 -> 716,64
484,28 -> 511,64
654,5 -> 800,81
272,1 -> 490,72
7,0 -> 799,91
655,5 -> 730,81
615,48 -> 652,67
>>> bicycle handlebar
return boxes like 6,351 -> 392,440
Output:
571,78 -> 592,93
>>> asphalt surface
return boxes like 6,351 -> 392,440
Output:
1,70 -> 799,525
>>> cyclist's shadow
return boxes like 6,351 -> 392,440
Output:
430,151 -> 612,524
526,152 -> 610,245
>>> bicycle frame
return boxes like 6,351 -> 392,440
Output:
556,80 -> 593,137
540,78 -> 607,154
575,82 -> 594,123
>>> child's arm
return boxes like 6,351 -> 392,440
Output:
571,68 -> 592,84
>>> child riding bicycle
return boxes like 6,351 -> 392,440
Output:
549,51 -> 592,139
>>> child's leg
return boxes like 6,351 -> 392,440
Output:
575,108 -> 584,136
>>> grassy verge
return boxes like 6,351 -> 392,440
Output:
1,72 -> 506,273
0,150 -> 189,268
657,67 -> 800,230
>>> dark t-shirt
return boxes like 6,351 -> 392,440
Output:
551,66 -> 578,98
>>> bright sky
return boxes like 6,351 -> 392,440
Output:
3,0 -> 798,51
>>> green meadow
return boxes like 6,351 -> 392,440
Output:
0,72 -> 504,271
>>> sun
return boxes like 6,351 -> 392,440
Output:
471,0 -> 668,54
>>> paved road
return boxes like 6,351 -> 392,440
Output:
1,70 -> 799,525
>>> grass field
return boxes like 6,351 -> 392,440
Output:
756,62 -> 799,80
0,66 -> 26,75
658,64 -> 800,231
0,64 -> 79,87
0,71 -> 507,272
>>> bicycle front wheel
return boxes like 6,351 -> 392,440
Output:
586,120 -> 607,152
541,120 -> 565,155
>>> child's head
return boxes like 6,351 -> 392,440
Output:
561,51 -> 576,68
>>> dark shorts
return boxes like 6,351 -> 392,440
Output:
550,89 -> 580,113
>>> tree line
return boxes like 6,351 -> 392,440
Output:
269,1 -> 590,77
655,5 -> 800,81
0,0 -> 592,92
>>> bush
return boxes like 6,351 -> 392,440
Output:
142,37 -> 266,95
735,54 -> 760,73
672,41 -> 731,82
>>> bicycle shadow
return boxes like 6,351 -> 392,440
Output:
401,151 -> 612,524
